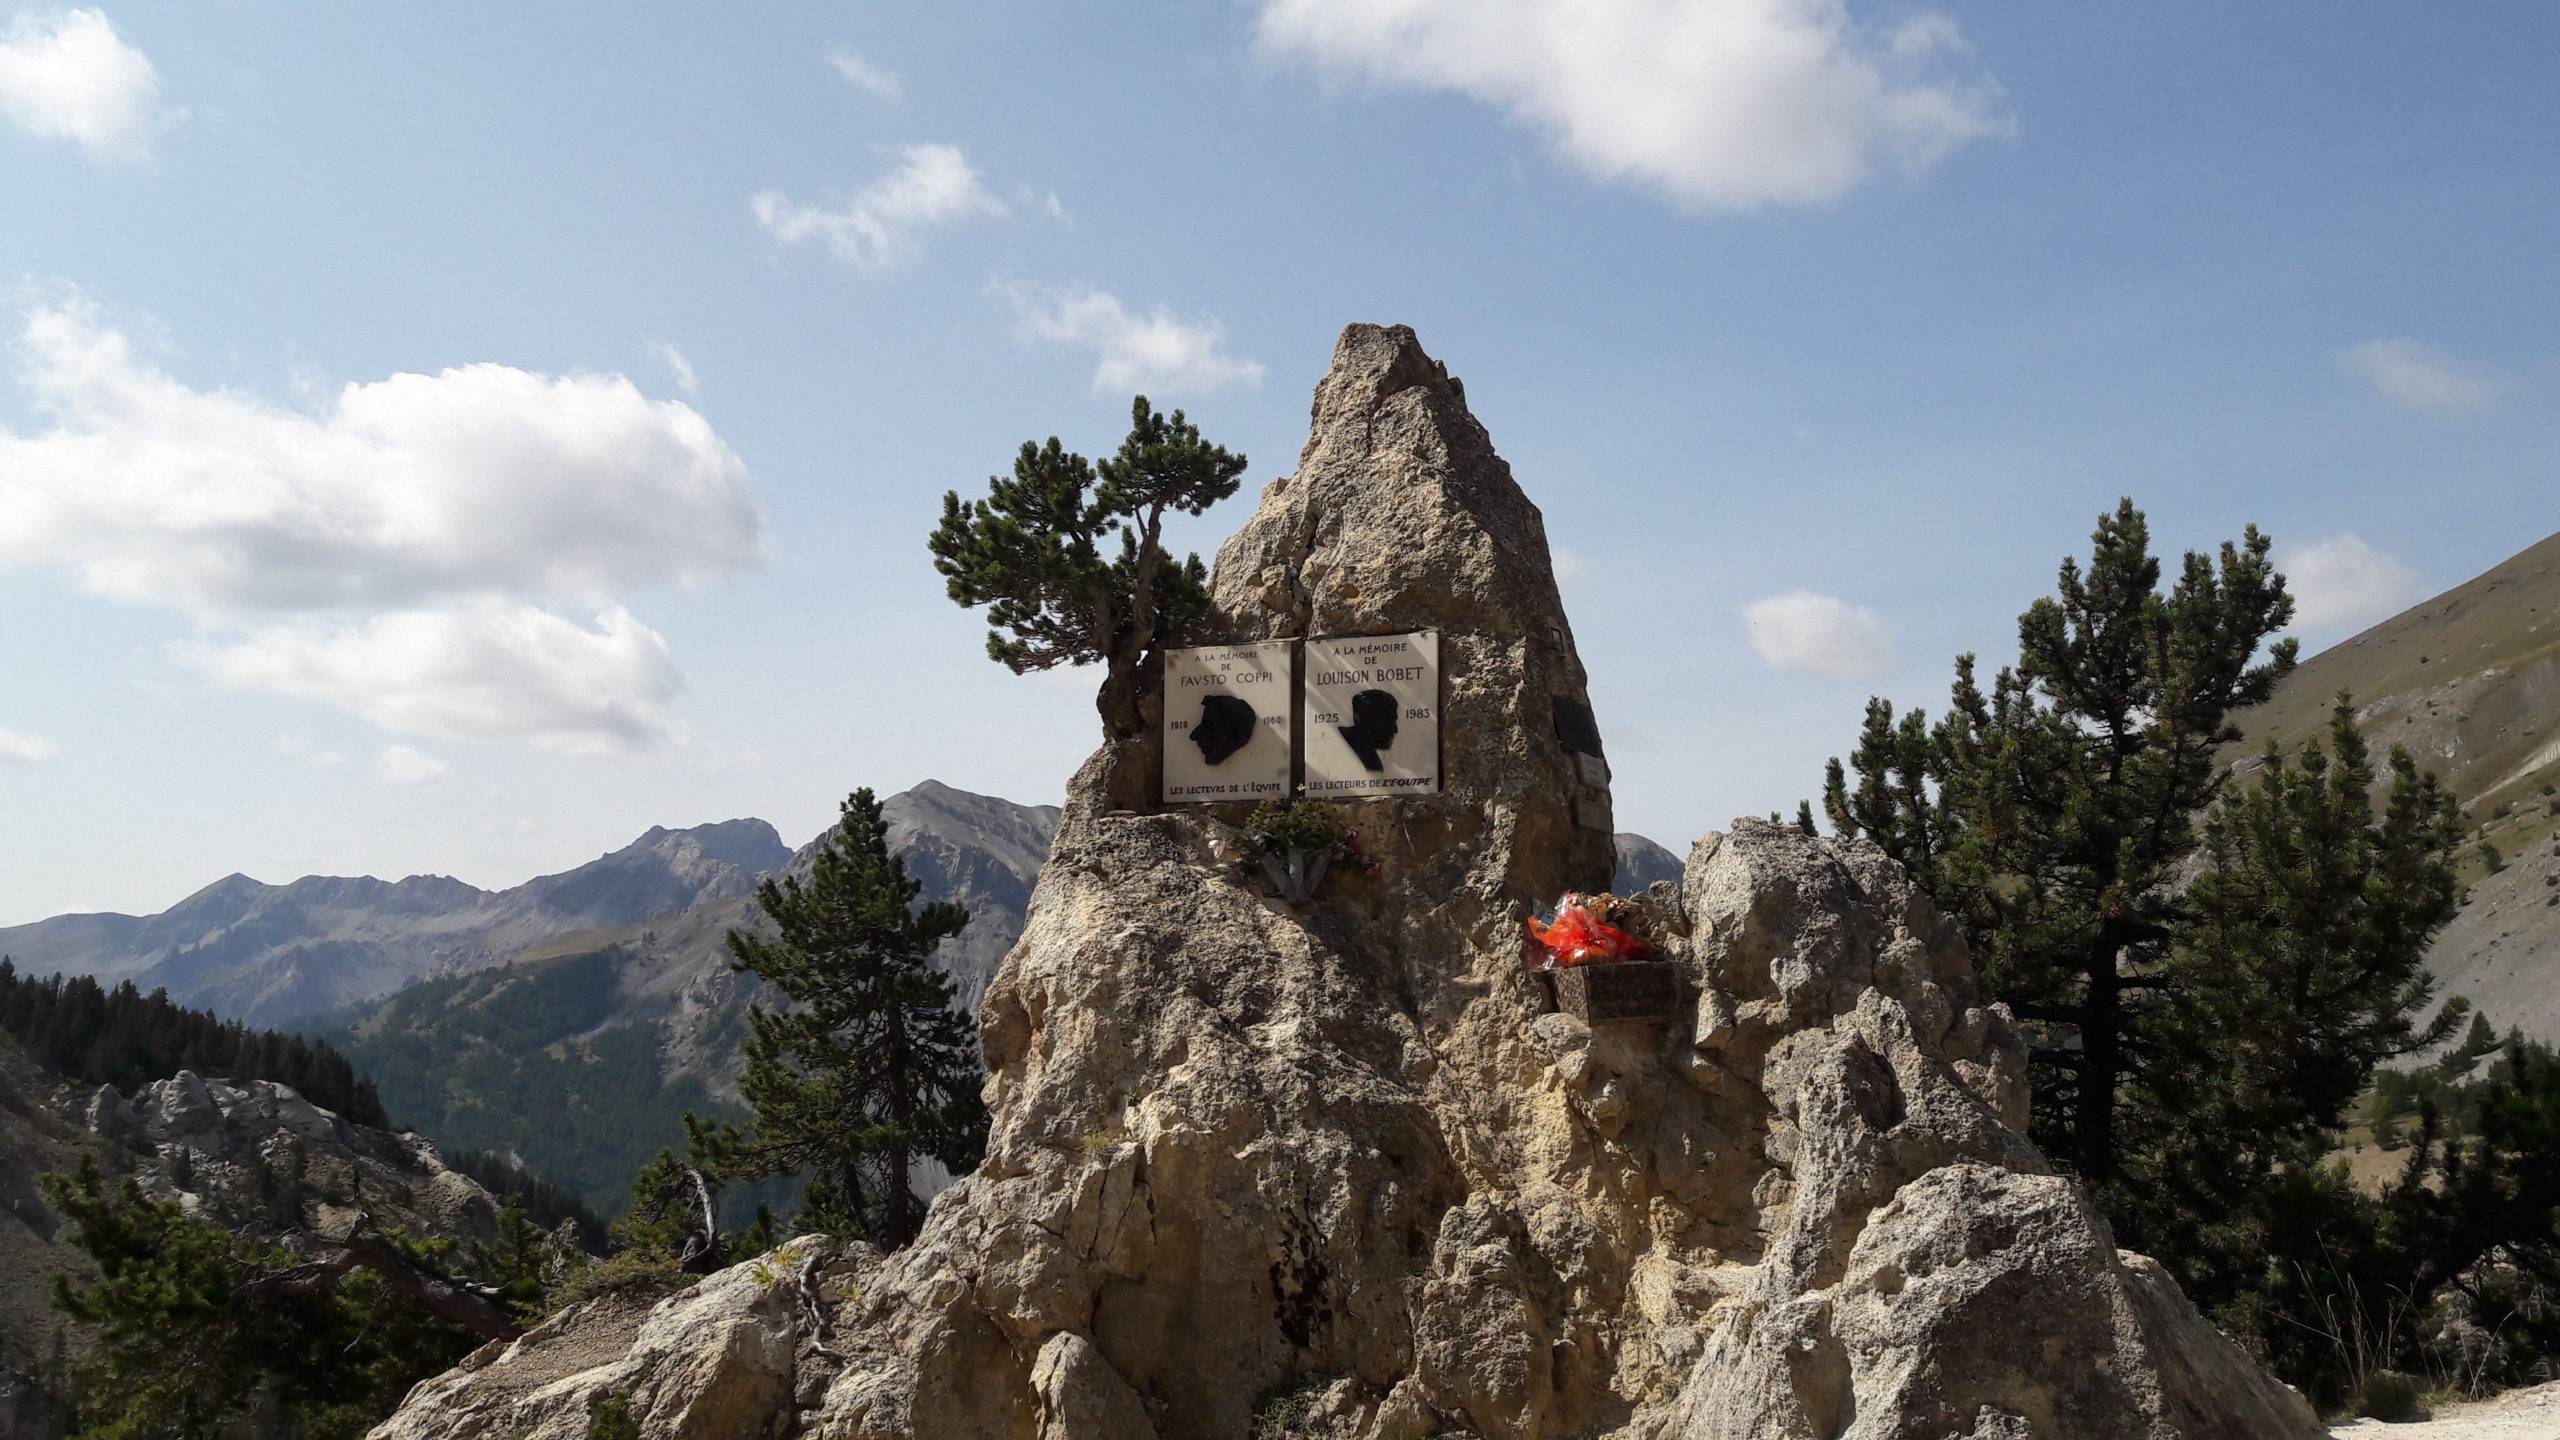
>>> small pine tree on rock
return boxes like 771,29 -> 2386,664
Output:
929,396 -> 1248,738
690,789 -> 986,1248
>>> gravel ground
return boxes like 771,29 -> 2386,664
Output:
2331,1381 -> 2560,1437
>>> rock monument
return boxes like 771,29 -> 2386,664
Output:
367,325 -> 2320,1440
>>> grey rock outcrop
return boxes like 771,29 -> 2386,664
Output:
1650,825 -> 2316,1439
367,325 -> 2319,1440
798,322 -> 1619,1439
371,1237 -> 841,1440
86,1067 -> 504,1243
0,1028 -> 522,1438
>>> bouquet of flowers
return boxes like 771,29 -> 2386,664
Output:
1524,892 -> 1655,969
1237,796 -> 1379,903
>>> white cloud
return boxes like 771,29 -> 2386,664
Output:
1256,0 -> 2009,210
825,46 -> 902,102
0,291 -> 761,752
375,743 -> 449,785
0,727 -> 56,763
1552,545 -> 1589,587
752,143 -> 1006,272
2279,534 -> 2426,632
1742,589 -> 1891,677
190,601 -> 687,755
2341,339 -> 2496,417
0,8 -> 163,161
0,295 -> 761,613
650,339 -> 700,397
999,285 -> 1265,394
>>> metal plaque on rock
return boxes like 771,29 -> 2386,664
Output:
1162,641 -> 1294,803
1304,630 -> 1440,797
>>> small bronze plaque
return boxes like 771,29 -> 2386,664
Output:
1551,960 -> 1680,1024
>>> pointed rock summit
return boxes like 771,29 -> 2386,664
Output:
370,327 -> 2319,1440
821,321 -> 1625,1437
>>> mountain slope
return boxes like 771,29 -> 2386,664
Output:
323,782 -> 1060,1216
0,820 -> 793,1028
2239,530 -> 2560,1041
1613,832 -> 1684,892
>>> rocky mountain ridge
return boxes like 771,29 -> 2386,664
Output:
0,819 -> 796,1029
6,769 -> 1681,1223
316,782 -> 1063,1216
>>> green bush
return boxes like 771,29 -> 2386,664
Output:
546,1247 -> 692,1313
586,1389 -> 641,1440
2351,1370 -> 2427,1422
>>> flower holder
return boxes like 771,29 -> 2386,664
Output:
1547,959 -> 1681,1025
1260,846 -> 1334,905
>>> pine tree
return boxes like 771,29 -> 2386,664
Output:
928,396 -> 1248,738
1818,503 -> 2476,1384
2113,702 -> 2464,1292
1823,500 -> 2302,1182
690,789 -> 985,1248
618,1145 -> 721,1268
0,958 -> 387,1126
41,1155 -> 494,1440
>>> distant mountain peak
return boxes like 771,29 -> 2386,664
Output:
0,815 -> 798,1026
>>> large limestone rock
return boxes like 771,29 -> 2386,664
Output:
1649,826 -> 2319,1439
807,322 -> 1619,1440
369,324 -> 2320,1440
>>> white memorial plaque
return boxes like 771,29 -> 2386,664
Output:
1162,641 -> 1294,803
1304,630 -> 1440,797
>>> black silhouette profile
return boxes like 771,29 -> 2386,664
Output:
1191,693 -> 1258,765
1337,689 -> 1400,771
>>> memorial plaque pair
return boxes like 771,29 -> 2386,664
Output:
1160,632 -> 1441,804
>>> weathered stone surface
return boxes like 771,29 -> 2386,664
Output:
1647,823 -> 2317,1439
369,324 -> 2321,1440
1032,1332 -> 1159,1440
794,323 -> 1620,1440
72,1060 -> 512,1240
370,1238 -> 839,1440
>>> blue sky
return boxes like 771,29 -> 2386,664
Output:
1,2 -> 2553,925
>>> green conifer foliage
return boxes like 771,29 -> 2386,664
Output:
1823,500 -> 2305,1182
690,789 -> 985,1248
1816,503 -> 2495,1391
928,396 -> 1247,738
41,1156 -> 484,1440
2164,705 -> 2465,1158
0,958 -> 386,1126
2113,703 -> 2465,1307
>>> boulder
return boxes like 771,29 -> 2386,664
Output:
370,1237 -> 837,1440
